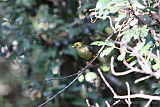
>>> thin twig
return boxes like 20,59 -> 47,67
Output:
134,75 -> 152,84
110,40 -> 160,78
38,70 -> 84,107
95,103 -> 100,107
44,72 -> 80,81
110,57 -> 135,76
157,50 -> 160,65
106,16 -> 116,33
38,45 -> 106,107
144,99 -> 153,107
125,82 -> 132,107
105,100 -> 111,107
111,100 -> 120,107
97,68 -> 117,96
114,94 -> 160,100
86,99 -> 91,107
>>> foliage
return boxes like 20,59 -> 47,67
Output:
0,0 -> 160,107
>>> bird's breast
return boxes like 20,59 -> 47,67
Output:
77,47 -> 93,61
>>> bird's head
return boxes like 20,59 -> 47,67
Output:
72,42 -> 83,49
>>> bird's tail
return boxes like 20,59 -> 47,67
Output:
92,56 -> 100,65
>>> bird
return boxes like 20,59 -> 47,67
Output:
72,42 -> 100,65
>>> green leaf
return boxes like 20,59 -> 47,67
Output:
63,45 -> 78,59
78,3 -> 94,13
155,88 -> 160,94
100,47 -> 114,57
85,72 -> 97,83
153,63 -> 159,71
139,25 -> 148,37
105,40 -> 115,47
144,14 -> 152,23
90,41 -> 107,46
78,75 -> 84,82
101,66 -> 110,72
108,5 -> 124,13
129,60 -> 137,66
151,83 -> 158,89
132,0 -> 146,9
30,48 -> 43,64
126,56 -> 135,62
139,44 -> 152,54
48,50 -> 56,58
117,52 -> 126,61
96,0 -> 110,10
121,29 -> 135,43
22,39 -> 30,49
133,42 -> 145,52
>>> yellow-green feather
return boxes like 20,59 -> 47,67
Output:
76,46 -> 93,61
72,42 -> 100,65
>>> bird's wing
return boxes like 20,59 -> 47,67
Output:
85,45 -> 96,56
86,45 -> 100,65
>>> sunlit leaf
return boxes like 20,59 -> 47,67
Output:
126,56 -> 135,62
85,72 -> 97,83
139,25 -> 148,37
132,0 -> 146,9
117,52 -> 126,61
105,40 -> 115,47
78,75 -> 84,82
101,66 -> 110,72
129,60 -> 137,66
155,88 -> 160,94
121,29 -> 136,43
153,63 -> 159,71
100,47 -> 114,57
151,83 -> 158,89
96,0 -> 110,10
90,41 -> 107,46
134,42 -> 145,52
139,44 -> 152,54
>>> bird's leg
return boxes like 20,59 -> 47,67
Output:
86,61 -> 90,65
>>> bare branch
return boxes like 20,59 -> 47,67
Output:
38,45 -> 106,107
111,100 -> 120,107
110,39 -> 160,78
106,16 -> 116,33
144,99 -> 153,107
44,72 -> 80,81
105,100 -> 111,107
97,68 -> 117,96
114,94 -> 160,100
95,103 -> 100,107
134,75 -> 152,84
86,99 -> 91,107
110,57 -> 134,76
125,82 -> 132,107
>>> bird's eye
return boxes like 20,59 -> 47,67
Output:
76,44 -> 78,47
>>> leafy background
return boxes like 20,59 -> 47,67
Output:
0,0 -> 160,107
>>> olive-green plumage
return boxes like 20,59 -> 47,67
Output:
72,42 -> 100,65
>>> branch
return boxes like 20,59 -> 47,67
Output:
86,99 -> 91,107
106,16 -> 116,33
110,39 -> 160,78
125,82 -> 132,106
98,66 -> 160,107
105,100 -> 111,107
110,57 -> 135,76
38,45 -> 106,107
114,94 -> 160,100
97,68 -> 117,96
134,75 -> 152,84
144,99 -> 153,107
44,72 -> 80,81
